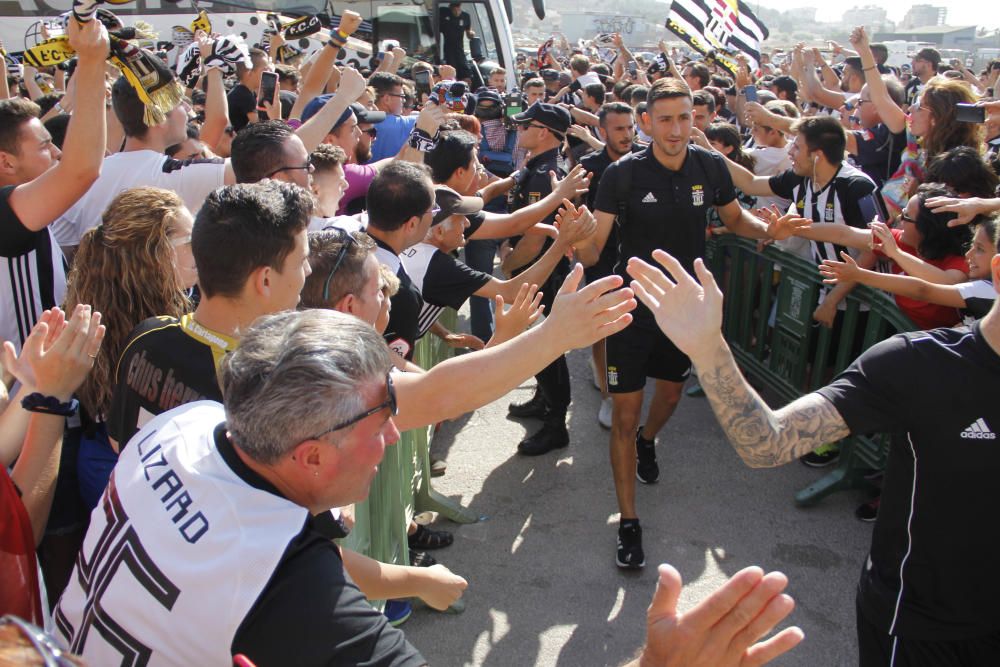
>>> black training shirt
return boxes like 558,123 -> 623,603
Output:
594,144 -> 736,321
816,322 -> 1000,640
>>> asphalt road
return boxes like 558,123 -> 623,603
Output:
403,347 -> 873,667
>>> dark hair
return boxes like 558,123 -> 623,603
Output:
301,230 -> 377,308
706,122 -> 754,170
870,44 -> 889,63
583,82 -> 605,105
230,120 -> 295,183
310,143 -> 347,174
366,161 -> 434,232
425,130 -> 478,183
702,85 -> 725,111
629,85 -> 649,105
972,215 -> 999,252
710,75 -> 733,89
924,146 -> 1000,198
165,123 -> 202,157
692,90 -> 716,114
369,71 -> 404,98
193,181 -> 312,298
647,77 -> 693,107
0,97 -> 41,155
114,74 -> 176,139
236,47 -> 269,80
598,101 -> 634,127
43,113 -> 71,150
791,115 -> 846,165
592,63 -> 611,77
523,77 -> 545,91
275,63 -> 300,86
612,79 -> 630,102
35,92 -> 64,115
843,57 -> 863,77
683,63 -> 710,87
911,183 -> 973,260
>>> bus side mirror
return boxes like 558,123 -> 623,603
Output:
533,0 -> 546,20
469,36 -> 485,61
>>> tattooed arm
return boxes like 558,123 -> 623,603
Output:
693,341 -> 850,467
626,250 -> 852,468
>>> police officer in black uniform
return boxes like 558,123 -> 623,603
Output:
576,79 -> 771,570
439,2 -> 474,81
504,103 -> 575,456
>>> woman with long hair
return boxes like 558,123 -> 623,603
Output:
63,186 -> 196,509
910,79 -> 982,160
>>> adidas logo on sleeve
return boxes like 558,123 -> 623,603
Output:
961,418 -> 996,440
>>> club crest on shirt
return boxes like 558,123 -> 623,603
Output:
825,202 -> 835,222
528,192 -> 541,204
691,185 -> 704,207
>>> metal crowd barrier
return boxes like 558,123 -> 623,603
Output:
340,309 -> 476,608
705,236 -> 916,505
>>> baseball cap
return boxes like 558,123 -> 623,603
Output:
510,102 -> 571,136
301,96 -> 387,130
433,186 -> 483,226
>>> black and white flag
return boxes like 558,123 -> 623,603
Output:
666,0 -> 768,75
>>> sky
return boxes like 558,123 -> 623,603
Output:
737,1 -> 1000,30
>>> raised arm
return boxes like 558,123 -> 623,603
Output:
800,49 -> 847,110
849,27 -> 906,134
199,56 -> 229,152
469,165 -> 591,240
9,18 -> 108,232
724,158 -> 777,197
296,66 -> 366,153
481,201 -> 595,302
392,267 -> 634,432
627,252 -> 851,468
869,222 -> 968,284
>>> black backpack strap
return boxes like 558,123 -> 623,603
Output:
615,154 -> 634,228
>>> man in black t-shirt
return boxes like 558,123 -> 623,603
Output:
439,2 -> 474,80
627,246 -> 1000,667
576,79 -> 771,570
365,162 -> 438,361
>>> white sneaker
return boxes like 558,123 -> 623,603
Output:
598,397 -> 613,429
589,357 -> 603,391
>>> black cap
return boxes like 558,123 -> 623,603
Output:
511,102 -> 571,135
475,89 -> 503,106
350,102 -> 386,125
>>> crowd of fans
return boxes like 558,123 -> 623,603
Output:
1,3 -> 999,664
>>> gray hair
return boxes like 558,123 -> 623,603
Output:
218,309 -> 393,464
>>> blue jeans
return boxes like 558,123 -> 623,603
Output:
463,238 -> 499,342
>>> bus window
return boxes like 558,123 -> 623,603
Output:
468,2 -> 500,65
375,4 -> 434,63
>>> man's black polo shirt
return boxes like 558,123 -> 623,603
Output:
594,144 -> 736,322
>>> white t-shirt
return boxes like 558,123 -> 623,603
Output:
308,214 -> 366,234
51,150 -> 227,246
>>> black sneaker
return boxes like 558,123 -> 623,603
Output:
508,393 -> 549,419
636,429 -> 659,484
855,496 -> 880,522
616,522 -> 645,569
800,443 -> 840,468
517,421 -> 569,456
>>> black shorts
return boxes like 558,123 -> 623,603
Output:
857,595 -> 1000,667
605,321 -> 691,393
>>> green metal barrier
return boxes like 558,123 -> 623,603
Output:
339,308 -> 476,608
705,236 -> 916,506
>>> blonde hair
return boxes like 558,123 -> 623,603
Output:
64,187 -> 192,419
378,263 -> 400,297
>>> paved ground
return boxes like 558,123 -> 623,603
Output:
403,347 -> 874,666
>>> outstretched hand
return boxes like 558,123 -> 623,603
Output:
868,221 -> 898,256
760,206 -> 811,241
551,164 -> 592,199
544,265 -> 634,350
554,199 -> 597,248
819,251 -> 861,285
637,564 -> 803,667
626,251 -> 723,362
490,283 -> 544,347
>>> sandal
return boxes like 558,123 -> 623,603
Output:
409,550 -> 437,567
408,523 -> 453,550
